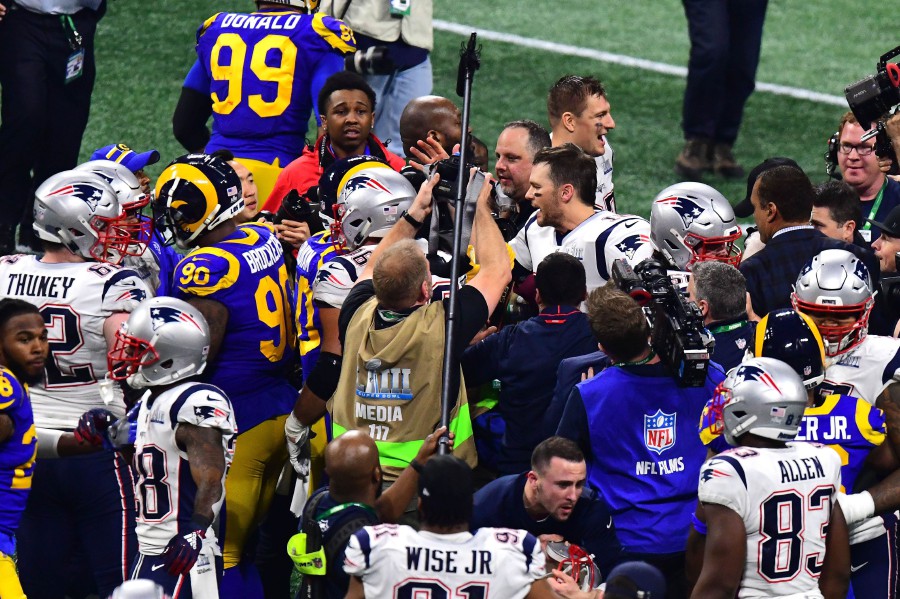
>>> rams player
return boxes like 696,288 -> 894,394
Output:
156,154 -> 296,597
174,0 -> 356,205
0,299 -> 47,599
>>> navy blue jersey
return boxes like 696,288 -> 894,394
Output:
558,362 -> 724,554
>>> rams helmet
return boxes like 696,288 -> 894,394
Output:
754,309 -> 826,390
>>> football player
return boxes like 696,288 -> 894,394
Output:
155,153 -> 296,597
0,299 -> 47,599
792,248 -> 900,405
649,181 -> 742,289
174,0 -> 356,204
78,296 -> 236,598
693,357 -> 850,599
509,144 -> 652,294
0,170 -> 150,596
344,455 -> 554,599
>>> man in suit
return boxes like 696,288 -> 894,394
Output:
739,164 -> 879,319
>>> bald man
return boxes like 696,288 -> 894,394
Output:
294,428 -> 447,599
399,95 -> 464,158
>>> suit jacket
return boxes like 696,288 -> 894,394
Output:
740,227 -> 880,318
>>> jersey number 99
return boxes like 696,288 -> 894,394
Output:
210,33 -> 297,118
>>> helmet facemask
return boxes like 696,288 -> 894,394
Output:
685,229 -> 742,269
791,295 -> 873,357
107,328 -> 160,389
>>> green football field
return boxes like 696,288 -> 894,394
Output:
76,0 -> 894,219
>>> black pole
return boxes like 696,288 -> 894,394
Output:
438,33 -> 480,454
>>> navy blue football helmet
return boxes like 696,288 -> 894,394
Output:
753,309 -> 826,390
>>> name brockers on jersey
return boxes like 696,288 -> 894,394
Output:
779,455 -> 826,484
405,547 -> 493,576
4,274 -> 76,299
242,233 -> 282,274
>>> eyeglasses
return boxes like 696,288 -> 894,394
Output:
839,142 -> 875,156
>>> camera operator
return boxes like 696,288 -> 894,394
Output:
833,112 -> 900,243
318,0 -> 433,157
687,261 -> 752,371
556,284 -> 724,598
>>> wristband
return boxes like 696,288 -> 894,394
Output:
836,491 -> 875,526
36,428 -> 64,458
401,210 -> 423,228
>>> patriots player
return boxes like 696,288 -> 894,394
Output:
174,0 -> 355,203
80,296 -> 236,598
155,153 -> 296,598
509,144 -> 652,294
649,181 -> 742,290
344,456 -> 554,599
693,358 -> 850,599
0,171 -> 149,596
792,248 -> 900,405
0,299 -> 47,599
547,75 -> 616,213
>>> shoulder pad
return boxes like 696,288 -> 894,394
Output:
197,12 -> 223,41
312,13 -> 357,54
102,269 -> 152,313
174,249 -> 241,297
0,367 -> 27,412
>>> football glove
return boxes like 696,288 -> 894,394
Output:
161,528 -> 205,576
74,408 -> 115,448
285,412 -> 311,478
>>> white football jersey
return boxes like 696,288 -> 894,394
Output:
698,443 -> 842,599
344,524 -> 546,599
509,210 -> 653,292
133,382 -> 237,555
595,140 -> 615,213
0,254 -> 151,428
819,334 -> 900,405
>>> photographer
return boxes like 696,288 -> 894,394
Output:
556,284 -> 724,598
687,261 -> 752,371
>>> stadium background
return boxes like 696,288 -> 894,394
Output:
72,0 -> 892,219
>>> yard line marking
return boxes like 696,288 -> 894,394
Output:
433,20 -> 847,107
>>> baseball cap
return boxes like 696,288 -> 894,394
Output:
733,157 -> 802,218
415,455 -> 474,517
867,204 -> 900,238
91,143 -> 161,173
603,561 -> 666,599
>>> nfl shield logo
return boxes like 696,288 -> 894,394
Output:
644,409 -> 676,454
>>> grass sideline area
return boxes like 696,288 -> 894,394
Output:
60,0 -> 896,220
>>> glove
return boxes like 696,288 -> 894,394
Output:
107,402 -> 141,449
161,528 -> 206,576
74,408 -> 115,448
285,412 -> 311,478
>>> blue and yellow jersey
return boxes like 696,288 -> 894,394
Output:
795,394 -> 885,493
699,393 -> 884,493
186,9 -> 356,166
172,222 -> 297,431
295,230 -> 341,375
0,366 -> 36,538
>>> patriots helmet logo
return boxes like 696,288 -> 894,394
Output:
344,175 -> 391,195
853,258 -> 870,283
47,184 -> 105,211
150,306 -> 203,331
732,364 -> 782,392
655,195 -> 704,228
615,234 -> 651,261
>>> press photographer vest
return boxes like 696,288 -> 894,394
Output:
320,0 -> 433,51
330,296 -> 477,481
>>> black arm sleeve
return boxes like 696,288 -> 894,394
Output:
338,281 -> 376,348
447,285 -> 490,358
173,86 -> 213,152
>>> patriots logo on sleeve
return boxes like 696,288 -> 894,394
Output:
194,404 -> 228,420
47,184 -> 105,211
615,233 -> 651,261
655,195 -> 704,228
700,462 -> 731,482
116,288 -> 148,302
151,306 -> 204,331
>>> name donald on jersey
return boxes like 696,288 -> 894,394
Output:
218,12 -> 305,31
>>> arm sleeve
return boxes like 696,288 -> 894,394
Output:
460,328 -> 503,387
342,528 -> 371,577
101,270 -> 152,314
697,455 -> 749,518
310,52 -> 345,125
556,387 -> 592,457
449,285 -> 490,357
338,280 -> 376,347
174,385 -> 237,436
173,84 -> 213,153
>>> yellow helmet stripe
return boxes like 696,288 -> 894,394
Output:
337,161 -> 392,197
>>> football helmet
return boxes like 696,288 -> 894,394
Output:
33,170 -> 135,264
332,165 -> 415,250
754,309 -> 826,390
649,182 -> 741,271
107,296 -> 210,389
263,0 -> 319,12
154,154 -> 243,249
75,159 -> 152,255
718,357 -> 808,446
108,580 -> 171,599
791,249 -> 874,356
545,542 -> 602,591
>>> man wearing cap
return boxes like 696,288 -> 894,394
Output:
343,455 -> 555,599
91,143 -> 160,196
738,163 -> 879,318
870,205 -> 900,276
835,111 -> 900,244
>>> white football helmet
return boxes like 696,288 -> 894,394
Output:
791,249 -> 875,356
650,182 -> 741,271
719,357 -> 808,446
108,580 -> 171,599
33,170 -> 134,264
107,297 -> 210,389
332,166 -> 415,250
